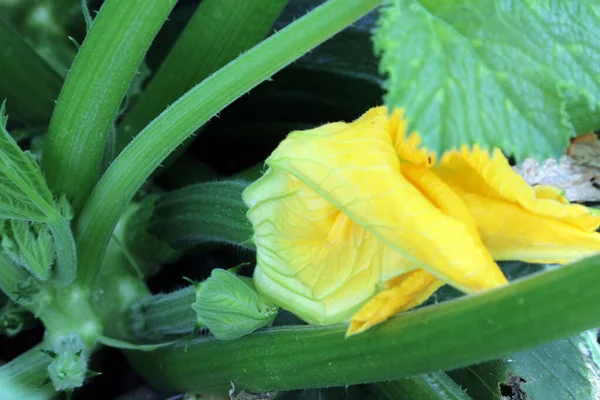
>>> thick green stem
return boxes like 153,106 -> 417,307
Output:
37,285 -> 102,348
377,373 -> 471,400
128,286 -> 196,340
116,0 -> 288,153
75,0 -> 383,287
0,345 -> 55,400
91,230 -> 150,340
42,0 -> 176,213
127,254 -> 600,395
0,19 -> 63,125
150,180 -> 254,251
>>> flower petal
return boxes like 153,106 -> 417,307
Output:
533,185 -> 569,204
400,163 -> 507,288
437,146 -> 600,263
347,269 -> 444,336
358,106 -> 435,165
244,167 -> 414,325
456,191 -> 600,263
266,110 -> 507,293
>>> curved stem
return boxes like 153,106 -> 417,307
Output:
150,181 -> 254,250
47,212 -> 77,286
116,0 -> 288,153
126,254 -> 600,394
75,0 -> 383,287
128,286 -> 196,340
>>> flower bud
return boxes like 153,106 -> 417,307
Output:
193,269 -> 278,340
44,334 -> 89,392
47,351 -> 87,391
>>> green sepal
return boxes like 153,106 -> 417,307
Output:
13,277 -> 41,306
39,349 -> 58,359
193,268 -> 278,340
47,352 -> 87,392
45,334 -> 90,392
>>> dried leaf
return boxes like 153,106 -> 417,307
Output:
514,133 -> 600,202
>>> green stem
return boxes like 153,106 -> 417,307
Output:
75,0 -> 382,287
127,254 -> 600,395
377,373 -> 471,400
0,19 -> 63,125
150,181 -> 254,251
47,211 -> 77,286
91,232 -> 150,340
37,285 -> 102,348
0,253 -> 30,301
116,0 -> 288,153
42,0 -> 176,213
0,345 -> 55,400
128,286 -> 196,340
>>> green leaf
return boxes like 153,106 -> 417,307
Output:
377,373 -> 471,400
193,269 -> 278,340
0,104 -> 56,221
375,0 -> 600,160
0,104 -> 76,285
1,220 -> 55,281
449,331 -> 600,399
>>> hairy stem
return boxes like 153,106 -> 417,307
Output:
150,181 -> 254,251
127,254 -> 600,394
42,0 -> 176,212
75,0 -> 382,287
128,286 -> 196,340
116,0 -> 288,153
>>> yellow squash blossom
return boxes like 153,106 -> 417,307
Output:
242,107 -> 600,336
435,147 -> 600,263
